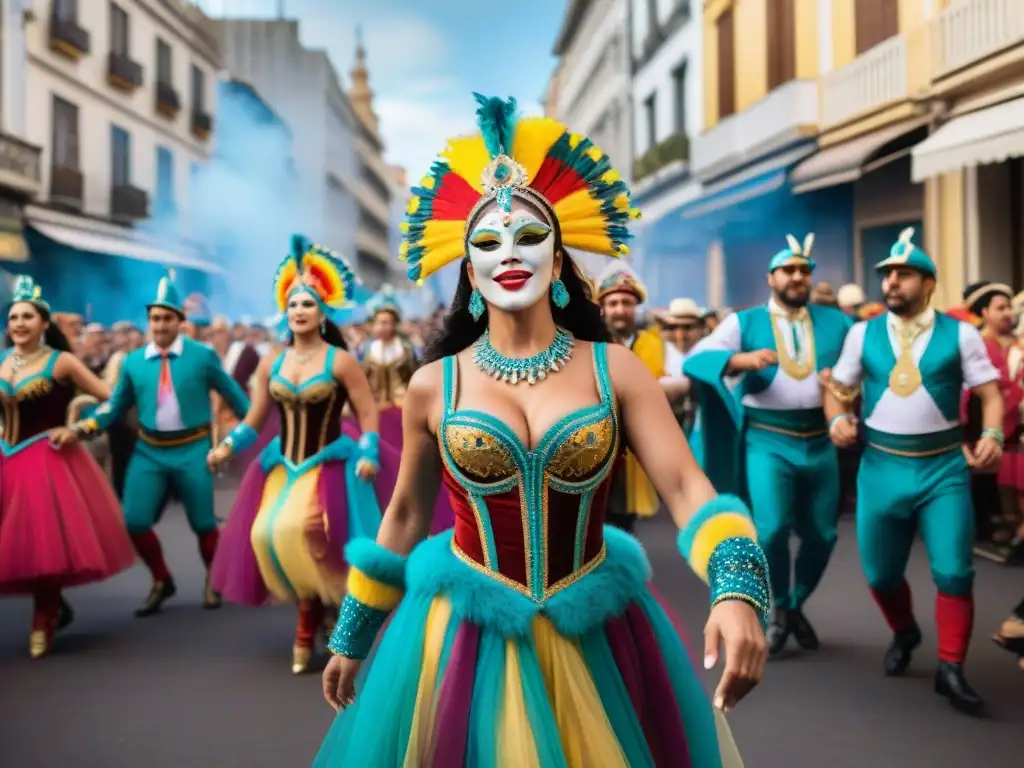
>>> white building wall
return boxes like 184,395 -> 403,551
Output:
215,18 -> 358,260
2,0 -> 34,139
25,0 -> 219,222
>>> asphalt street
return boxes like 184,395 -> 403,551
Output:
1,487 -> 1021,768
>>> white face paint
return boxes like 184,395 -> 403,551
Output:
467,199 -> 556,314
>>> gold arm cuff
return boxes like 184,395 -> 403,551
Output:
827,380 -> 860,404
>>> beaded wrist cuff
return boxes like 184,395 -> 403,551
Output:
678,495 -> 758,582
357,431 -> 380,467
328,594 -> 390,660
223,423 -> 258,456
980,427 -> 1005,447
708,536 -> 771,632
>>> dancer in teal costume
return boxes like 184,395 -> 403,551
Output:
824,228 -> 1003,716
66,274 -> 250,616
684,234 -> 852,656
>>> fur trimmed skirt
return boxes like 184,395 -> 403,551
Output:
314,528 -> 743,767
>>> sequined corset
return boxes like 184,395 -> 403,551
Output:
268,347 -> 346,464
0,351 -> 74,447
439,342 -> 620,602
364,345 -> 415,408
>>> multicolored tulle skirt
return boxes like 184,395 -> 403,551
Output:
0,439 -> 135,594
314,528 -> 743,767
212,424 -> 399,606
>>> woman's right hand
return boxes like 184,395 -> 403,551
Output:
206,442 -> 232,471
323,654 -> 362,712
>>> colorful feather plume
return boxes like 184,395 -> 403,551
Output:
272,233 -> 361,313
400,93 -> 641,282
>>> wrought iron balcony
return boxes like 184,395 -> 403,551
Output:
107,52 -> 143,92
155,82 -> 181,118
0,132 -> 42,197
51,165 -> 84,210
111,184 -> 149,221
191,111 -> 213,141
49,16 -> 90,60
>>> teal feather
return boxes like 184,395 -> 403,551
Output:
473,93 -> 517,159
345,538 -> 408,588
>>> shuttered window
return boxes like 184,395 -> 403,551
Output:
717,9 -> 736,119
766,0 -> 796,90
855,0 -> 899,55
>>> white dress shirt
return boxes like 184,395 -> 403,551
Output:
145,335 -> 186,432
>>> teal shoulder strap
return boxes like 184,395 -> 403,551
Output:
324,345 -> 338,374
441,355 -> 456,415
43,349 -> 61,377
593,342 -> 613,404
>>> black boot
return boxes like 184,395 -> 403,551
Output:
935,661 -> 985,716
766,609 -> 791,656
883,625 -> 922,676
789,609 -> 820,650
135,578 -> 176,617
57,596 -> 75,632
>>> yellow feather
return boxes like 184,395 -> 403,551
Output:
406,196 -> 420,215
399,222 -> 409,233
563,232 -> 616,255
568,133 -> 583,149
420,175 -> 436,190
441,135 -> 490,194
416,239 -> 466,278
419,219 -> 465,249
585,145 -> 604,162
511,118 -> 566,184
601,169 -> 622,184
552,188 -> 603,223
558,215 -> 614,235
612,193 -> 630,211
399,242 -> 410,259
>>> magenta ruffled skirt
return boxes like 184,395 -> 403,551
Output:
0,440 -> 135,594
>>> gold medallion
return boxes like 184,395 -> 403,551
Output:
888,356 -> 922,397
769,314 -> 815,381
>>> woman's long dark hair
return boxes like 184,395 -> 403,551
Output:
423,251 -> 609,364
4,302 -> 72,352
286,316 -> 348,351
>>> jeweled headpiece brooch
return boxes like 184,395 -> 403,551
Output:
273,234 -> 361,313
400,93 -> 641,282
11,275 -> 50,313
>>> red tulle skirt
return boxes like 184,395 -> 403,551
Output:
0,439 -> 135,594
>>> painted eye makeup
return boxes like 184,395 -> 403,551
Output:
512,219 -> 551,247
469,227 -> 503,251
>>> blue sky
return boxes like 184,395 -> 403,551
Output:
200,0 -> 567,180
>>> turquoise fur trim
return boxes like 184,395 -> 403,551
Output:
405,526 -> 652,639
473,94 -> 517,158
677,494 -> 751,562
345,538 -> 408,589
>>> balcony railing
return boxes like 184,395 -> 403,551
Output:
107,52 -> 143,92
155,82 -> 181,118
356,228 -> 390,264
111,184 -> 149,220
932,0 -> 1024,80
49,16 -> 90,60
633,132 -> 690,182
51,165 -> 83,209
191,110 -> 213,141
693,79 -> 818,180
821,35 -> 909,130
0,132 -> 42,196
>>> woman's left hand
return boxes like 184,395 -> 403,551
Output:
704,600 -> 767,712
355,459 -> 378,481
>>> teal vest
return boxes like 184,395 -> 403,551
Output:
861,312 -> 962,422
737,304 -> 851,396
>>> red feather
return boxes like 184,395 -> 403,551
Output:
531,157 -> 587,206
433,172 -> 479,213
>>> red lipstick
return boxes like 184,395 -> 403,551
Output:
494,270 -> 533,292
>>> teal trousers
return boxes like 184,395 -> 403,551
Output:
856,446 -> 974,597
123,438 -> 216,535
745,428 -> 840,610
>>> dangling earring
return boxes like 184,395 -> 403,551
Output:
550,278 -> 570,309
469,288 -> 486,321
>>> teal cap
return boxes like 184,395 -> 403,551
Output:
874,227 -> 936,278
146,271 -> 184,316
769,233 -> 816,273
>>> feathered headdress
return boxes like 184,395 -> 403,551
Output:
10,275 -> 49,313
400,93 -> 640,282
366,283 -> 402,320
273,234 -> 361,314
769,233 -> 816,272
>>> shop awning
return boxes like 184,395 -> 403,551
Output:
790,119 -> 929,194
27,218 -> 225,275
0,231 -> 29,262
912,97 -> 1024,182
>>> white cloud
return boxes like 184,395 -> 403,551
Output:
375,95 -> 476,180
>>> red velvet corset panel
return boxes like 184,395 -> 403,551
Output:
439,403 -> 621,602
